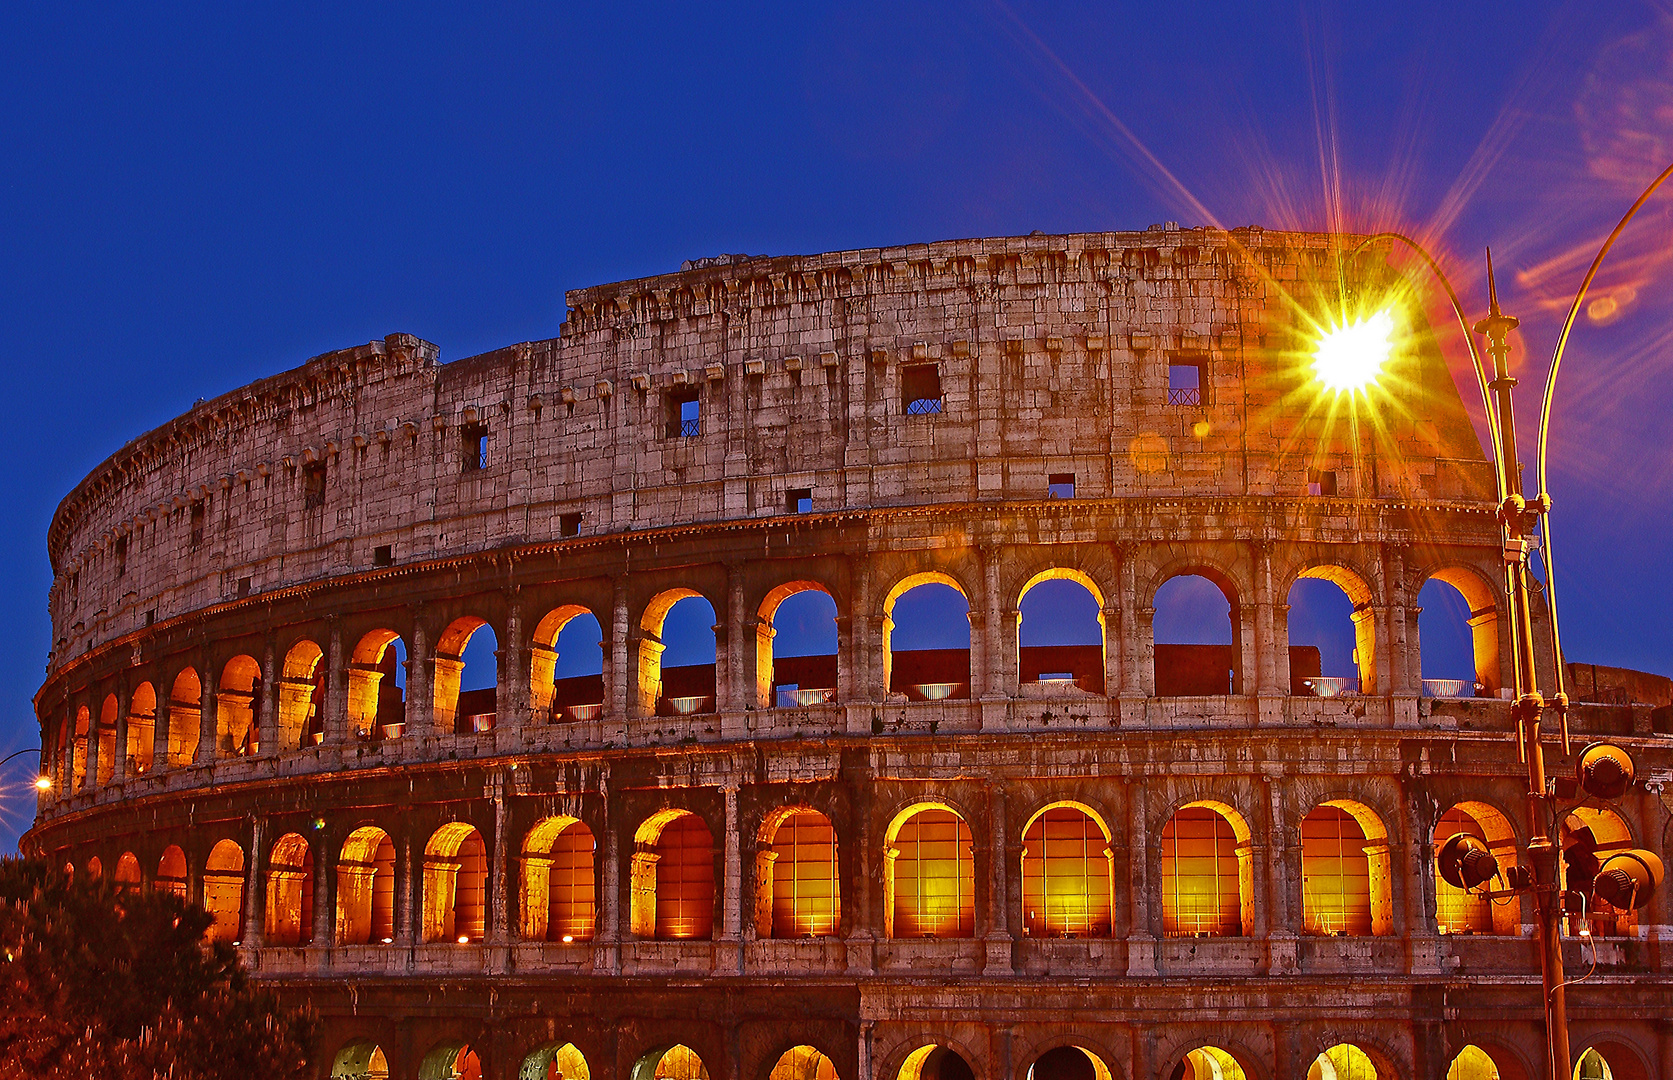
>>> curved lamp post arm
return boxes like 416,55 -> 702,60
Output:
0,747 -> 44,771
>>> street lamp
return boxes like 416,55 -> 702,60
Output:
0,747 -> 47,791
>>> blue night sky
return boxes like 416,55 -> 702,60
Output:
3,2 -> 1671,849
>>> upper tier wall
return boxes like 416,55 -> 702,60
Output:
44,228 -> 1491,672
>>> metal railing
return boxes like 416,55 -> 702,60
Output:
1167,387 -> 1201,406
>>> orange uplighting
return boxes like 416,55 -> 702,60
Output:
770,810 -> 840,938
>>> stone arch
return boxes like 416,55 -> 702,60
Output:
1285,561 -> 1379,695
530,604 -> 601,721
85,855 -> 102,880
114,851 -> 141,892
265,832 -> 314,946
1433,801 -> 1518,935
434,615 -> 499,734
1301,800 -> 1393,936
765,1045 -> 839,1080
1443,1045 -> 1499,1080
521,815 -> 596,942
756,580 -> 840,709
884,800 -> 975,939
892,1043 -> 978,1080
631,808 -> 715,940
1016,568 -> 1108,695
423,821 -> 488,943
1147,559 -> 1246,696
1304,1039 -> 1401,1080
167,668 -> 201,766
639,588 -> 719,718
1150,1037 -> 1265,1080
1418,565 -> 1502,696
1572,1037 -> 1653,1080
331,1040 -> 392,1080
755,805 -> 840,938
1012,1033 -> 1125,1080
217,654 -> 262,757
96,694 -> 117,786
418,1040 -> 483,1080
1160,799 -> 1255,937
126,681 -> 156,775
1019,800 -> 1113,938
156,844 -> 187,900
883,571 -> 973,702
337,825 -> 396,945
1446,1040 -> 1531,1080
632,1044 -> 712,1080
70,703 -> 89,788
279,639 -> 325,750
520,1041 -> 591,1080
349,630 -> 407,739
203,838 -> 245,943
1561,807 -> 1638,936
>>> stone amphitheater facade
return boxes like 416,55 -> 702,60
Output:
24,228 -> 1673,1080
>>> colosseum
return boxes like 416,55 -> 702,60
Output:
23,227 -> 1673,1080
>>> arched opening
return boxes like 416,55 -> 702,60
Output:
641,591 -> 718,716
896,1045 -> 974,1080
71,705 -> 89,788
757,808 -> 840,938
1029,1046 -> 1113,1080
531,606 -> 604,723
884,575 -> 971,701
1020,803 -> 1113,938
1160,801 -> 1253,937
217,654 -> 263,757
266,832 -> 314,946
631,810 -> 715,940
1152,572 -> 1241,695
1301,801 -> 1393,936
1287,565 -> 1376,696
280,640 -> 326,749
1446,1046 -> 1500,1080
1018,572 -> 1106,693
331,1041 -> 391,1080
1169,1046 -> 1249,1080
114,851 -> 141,892
1421,569 -> 1500,697
126,682 -> 156,775
85,856 -> 102,881
435,617 -> 499,734
1307,1045 -> 1380,1080
760,584 -> 839,708
1574,1049 -> 1613,1080
418,1042 -> 483,1080
1573,1044 -> 1648,1080
1434,803 -> 1518,935
634,1045 -> 710,1080
423,823 -> 488,943
349,630 -> 407,739
168,669 -> 201,766
1562,807 -> 1637,936
156,845 -> 187,900
96,695 -> 117,785
885,803 -> 974,938
521,816 -> 596,942
203,839 -> 245,943
770,1047 -> 839,1080
520,1042 -> 590,1080
337,827 -> 396,945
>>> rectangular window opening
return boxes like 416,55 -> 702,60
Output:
373,545 -> 394,567
1047,473 -> 1076,499
114,536 -> 127,578
144,609 -> 155,627
667,389 -> 701,437
902,363 -> 943,416
461,422 -> 488,472
787,488 -> 813,514
559,512 -> 582,537
236,576 -> 252,599
1308,469 -> 1338,497
1168,360 -> 1204,407
190,500 -> 206,547
303,465 -> 327,510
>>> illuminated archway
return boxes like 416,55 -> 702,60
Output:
96,694 -> 117,785
758,582 -> 839,708
434,616 -> 499,734
85,855 -> 102,881
279,639 -> 325,749
1171,1047 -> 1249,1080
331,1041 -> 391,1080
1434,802 -> 1517,935
114,851 -> 141,892
1301,800 -> 1393,936
71,704 -> 89,788
521,816 -> 596,942
1027,1045 -> 1113,1080
631,810 -> 715,939
1161,801 -> 1253,937
423,822 -> 488,943
1017,570 -> 1106,694
418,1041 -> 482,1080
265,832 -> 314,946
769,1046 -> 839,1080
895,1044 -> 974,1080
217,654 -> 262,757
1446,1046 -> 1499,1080
640,590 -> 718,717
203,838 -> 245,943
633,1044 -> 710,1080
168,669 -> 201,766
883,573 -> 971,702
884,803 -> 974,938
337,826 -> 396,945
1152,569 -> 1241,695
1307,1044 -> 1380,1080
1421,567 -> 1501,696
1020,802 -> 1112,938
126,682 -> 156,775
530,605 -> 604,722
520,1042 -> 590,1080
349,630 -> 407,739
1287,564 -> 1377,696
756,807 -> 840,938
1562,807 -> 1636,937
156,844 -> 187,900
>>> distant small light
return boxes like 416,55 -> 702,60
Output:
380,937 -> 393,944
458,935 -> 470,944
1579,928 -> 1591,937
312,818 -> 325,830
232,940 -> 241,947
561,934 -> 574,943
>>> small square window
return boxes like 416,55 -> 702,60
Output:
1047,473 -> 1076,499
902,364 -> 942,415
787,488 -> 813,514
1308,469 -> 1338,496
303,464 -> 326,510
236,576 -> 252,599
144,609 -> 155,627
1168,361 -> 1203,406
373,545 -> 394,567
560,512 -> 582,537
667,389 -> 701,437
462,422 -> 488,472
190,500 -> 206,547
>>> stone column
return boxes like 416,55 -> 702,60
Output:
502,594 -> 526,730
82,697 -> 101,794
978,543 -> 1004,699
1252,542 -> 1280,695
312,834 -> 331,946
1126,777 -> 1157,974
325,617 -> 349,744
608,577 -> 631,720
597,792 -> 621,969
259,635 -> 279,757
834,616 -> 854,704
1387,546 -> 1418,696
244,815 -> 265,948
397,832 -> 418,947
1265,774 -> 1298,975
1135,607 -> 1157,697
1101,598 -> 1122,698
111,672 -> 129,786
490,772 -> 508,943
984,784 -> 1012,973
725,563 -> 747,712
195,653 -> 217,765
870,615 -> 892,702
721,784 -> 742,941
405,610 -> 431,737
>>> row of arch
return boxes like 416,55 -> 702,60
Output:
48,560 -> 1501,792
77,798 -> 1644,947
324,1034 -> 1648,1080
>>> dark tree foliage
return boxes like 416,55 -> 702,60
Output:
0,857 -> 317,1079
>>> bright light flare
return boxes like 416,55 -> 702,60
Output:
34,776 -> 51,791
1312,309 -> 1395,394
